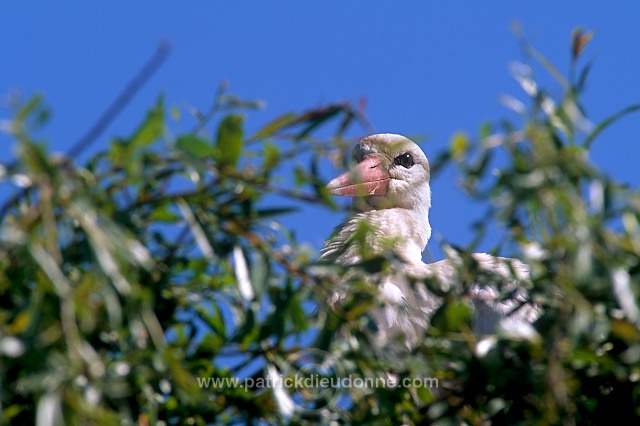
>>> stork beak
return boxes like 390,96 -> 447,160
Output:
326,156 -> 391,196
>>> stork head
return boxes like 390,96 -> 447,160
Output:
327,134 -> 431,213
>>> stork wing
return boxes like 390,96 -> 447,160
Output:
416,254 -> 540,336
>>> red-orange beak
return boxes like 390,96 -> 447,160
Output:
326,156 -> 391,196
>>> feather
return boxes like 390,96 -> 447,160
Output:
321,134 -> 539,347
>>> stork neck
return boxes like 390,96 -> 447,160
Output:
355,205 -> 431,264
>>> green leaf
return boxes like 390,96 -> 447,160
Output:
415,384 -> 435,404
16,94 -> 44,122
250,112 -> 297,140
176,134 -> 213,159
2,404 -> 22,422
450,131 -> 470,159
297,105 -> 343,139
431,300 -> 473,332
248,250 -> 268,301
584,103 -> 640,149
262,141 -> 281,170
293,166 -> 308,186
215,114 -> 244,167
17,139 -> 54,178
288,297 -> 308,331
109,139 -> 128,165
129,95 -> 165,148
148,206 -> 180,223
170,105 -> 181,121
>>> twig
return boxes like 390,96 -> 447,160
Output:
0,42 -> 171,218
66,41 -> 171,158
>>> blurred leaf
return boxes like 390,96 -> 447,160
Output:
176,134 -> 213,159
8,311 -> 31,334
216,114 -> 244,167
450,131 -> 470,159
148,206 -> 180,222
15,94 -> 50,131
285,281 -> 307,332
251,112 -> 297,140
431,300 -> 473,332
611,319 -> 640,343
571,27 -> 594,62
17,139 -> 54,179
295,104 -> 343,139
219,94 -> 265,110
584,103 -> 640,148
293,166 -> 308,186
262,141 -> 281,171
16,94 -> 44,123
130,95 -> 165,148
255,207 -> 299,217
576,61 -> 593,92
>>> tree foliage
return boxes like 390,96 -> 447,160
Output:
1,31 -> 640,425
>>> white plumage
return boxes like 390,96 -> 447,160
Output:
320,134 -> 538,346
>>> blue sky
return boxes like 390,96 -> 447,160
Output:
2,2 -> 640,259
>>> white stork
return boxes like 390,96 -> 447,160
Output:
320,134 -> 538,347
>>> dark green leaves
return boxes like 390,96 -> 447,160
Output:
0,63 -> 374,426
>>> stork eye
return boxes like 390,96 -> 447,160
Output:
394,153 -> 414,169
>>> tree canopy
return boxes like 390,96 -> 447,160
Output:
2,30 -> 640,425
